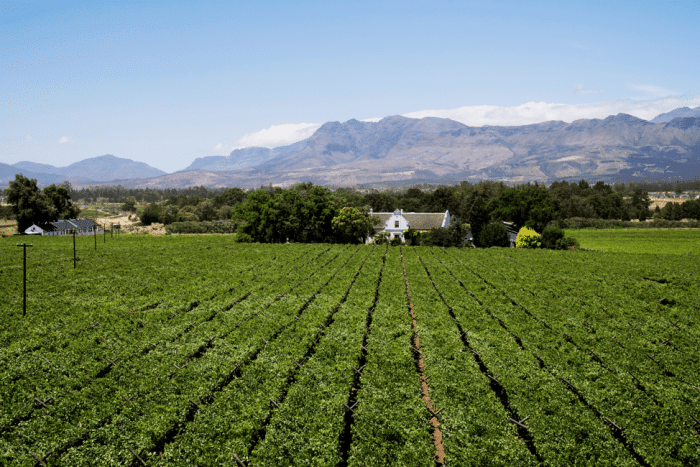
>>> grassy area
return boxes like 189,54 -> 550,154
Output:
79,208 -> 109,218
568,228 -> 700,255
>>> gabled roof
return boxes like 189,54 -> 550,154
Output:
403,213 -> 446,230
370,211 -> 448,231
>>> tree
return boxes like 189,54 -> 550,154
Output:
44,183 -> 80,219
121,199 -> 137,212
194,201 -> 218,222
213,187 -> 247,208
7,175 -> 79,231
468,197 -> 491,247
331,207 -> 376,244
478,222 -> 510,248
140,203 -> 163,225
488,186 -> 560,232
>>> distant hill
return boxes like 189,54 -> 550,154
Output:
0,162 -> 88,186
652,106 -> 700,123
182,140 -> 308,172
10,155 -> 166,185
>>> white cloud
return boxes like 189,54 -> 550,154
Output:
215,122 -> 321,153
574,84 -> 604,95
219,95 -> 700,151
403,95 -> 700,126
628,84 -> 677,99
58,136 -> 70,143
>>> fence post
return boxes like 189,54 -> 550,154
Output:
73,229 -> 77,269
16,243 -> 33,316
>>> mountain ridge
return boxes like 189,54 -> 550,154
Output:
5,108 -> 700,189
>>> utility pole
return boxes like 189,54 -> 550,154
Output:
16,243 -> 33,316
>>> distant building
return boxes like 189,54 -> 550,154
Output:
369,208 -> 450,242
25,218 -> 99,236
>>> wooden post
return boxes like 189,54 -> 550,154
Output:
16,243 -> 32,316
73,229 -> 76,269
103,224 -> 106,243
94,226 -> 97,251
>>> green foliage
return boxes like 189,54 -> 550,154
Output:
194,200 -> 217,222
389,235 -> 403,246
7,174 -> 80,231
165,220 -> 239,235
478,222 -> 511,248
177,211 -> 198,222
569,228 -> 700,254
140,202 -> 163,225
1,237 -> 700,464
233,232 -> 254,243
331,206 -> 376,244
516,226 -> 542,249
121,199 -> 136,212
403,228 -> 421,246
212,187 -> 247,208
372,231 -> 391,245
420,227 -> 452,247
540,227 -> 563,249
467,197 -> 490,247
488,185 -> 560,232
160,205 -> 180,225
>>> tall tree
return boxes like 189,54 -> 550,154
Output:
7,175 -> 79,231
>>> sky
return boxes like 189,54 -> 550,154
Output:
2,0 -> 699,173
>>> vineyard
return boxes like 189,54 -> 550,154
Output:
1,235 -> 699,466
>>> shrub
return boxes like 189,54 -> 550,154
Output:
390,235 -> 403,246
234,232 -> 254,243
541,227 -> 564,249
421,227 -> 452,247
372,231 -> 391,245
403,228 -> 421,246
161,205 -> 180,225
557,236 -> 580,250
140,203 -> 163,226
516,226 -> 541,249
165,221 -> 239,235
177,211 -> 198,222
479,222 -> 511,248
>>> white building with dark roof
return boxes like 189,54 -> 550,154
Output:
25,218 -> 99,236
369,208 -> 450,242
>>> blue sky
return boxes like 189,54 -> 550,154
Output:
2,0 -> 699,172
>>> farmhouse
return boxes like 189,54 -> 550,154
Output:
369,208 -> 450,242
25,218 -> 100,236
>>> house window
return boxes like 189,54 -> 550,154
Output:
395,220 -> 399,228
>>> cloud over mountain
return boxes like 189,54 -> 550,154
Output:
218,96 -> 700,150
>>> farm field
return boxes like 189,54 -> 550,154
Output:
1,235 -> 699,466
570,228 -> 700,255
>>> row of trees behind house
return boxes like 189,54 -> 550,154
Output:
6,174 -> 700,246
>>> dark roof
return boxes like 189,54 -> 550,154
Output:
370,211 -> 447,231
403,213 -> 446,230
49,218 -> 98,231
371,213 -> 392,226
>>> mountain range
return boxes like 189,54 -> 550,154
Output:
4,107 -> 700,188
1,155 -> 166,186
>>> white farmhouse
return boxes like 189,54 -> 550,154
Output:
369,208 -> 450,242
